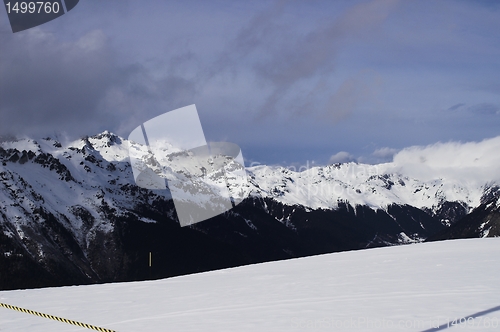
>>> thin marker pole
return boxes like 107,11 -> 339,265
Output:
148,251 -> 152,279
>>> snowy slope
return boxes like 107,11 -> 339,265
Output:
247,163 -> 481,212
2,132 -> 498,217
1,238 -> 499,331
0,133 -> 140,242
0,133 -> 180,288
3,133 -> 499,215
0,132 -> 178,242
248,136 -> 500,212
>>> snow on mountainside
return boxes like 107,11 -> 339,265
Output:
429,185 -> 500,240
249,135 -> 500,213
0,132 -> 166,246
0,132 -> 178,289
249,163 -> 478,213
2,132 -> 499,215
1,238 -> 499,332
1,131 -> 499,290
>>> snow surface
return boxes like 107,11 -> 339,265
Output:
247,136 -> 500,211
247,163 -> 483,212
1,238 -> 499,331
3,133 -> 500,218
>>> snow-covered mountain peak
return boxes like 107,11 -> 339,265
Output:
0,137 -> 42,154
246,136 -> 500,212
2,131 -> 500,290
2,131 -> 499,214
247,162 -> 486,212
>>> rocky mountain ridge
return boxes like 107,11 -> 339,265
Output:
0,132 -> 497,290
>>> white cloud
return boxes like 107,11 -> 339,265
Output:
386,136 -> 500,184
372,147 -> 398,159
329,151 -> 355,164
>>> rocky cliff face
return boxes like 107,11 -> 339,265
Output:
428,186 -> 500,241
0,132 -> 496,290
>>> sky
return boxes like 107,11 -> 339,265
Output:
0,0 -> 499,166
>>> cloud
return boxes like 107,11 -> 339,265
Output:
1,0 -> 499,169
213,0 -> 398,121
467,103 -> 500,115
322,70 -> 382,122
329,151 -> 356,164
0,29 -> 115,137
373,147 -> 398,159
447,103 -> 465,111
99,65 -> 197,135
387,136 -> 500,183
0,28 -> 197,138
355,146 -> 398,164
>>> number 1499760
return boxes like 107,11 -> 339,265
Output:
5,2 -> 60,14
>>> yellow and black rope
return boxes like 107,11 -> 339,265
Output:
0,302 -> 116,332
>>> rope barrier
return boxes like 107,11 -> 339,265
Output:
0,302 -> 116,332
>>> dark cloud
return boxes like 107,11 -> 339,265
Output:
322,70 -> 382,122
0,29 -> 197,138
468,103 -> 500,115
1,0 -> 499,166
0,30 -> 114,137
447,103 -> 465,111
211,0 -> 398,121
100,64 -> 198,135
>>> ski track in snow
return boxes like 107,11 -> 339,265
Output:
1,238 -> 499,331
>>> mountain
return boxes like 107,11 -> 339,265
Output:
427,185 -> 500,241
0,132 -> 497,290
1,238 -> 500,332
